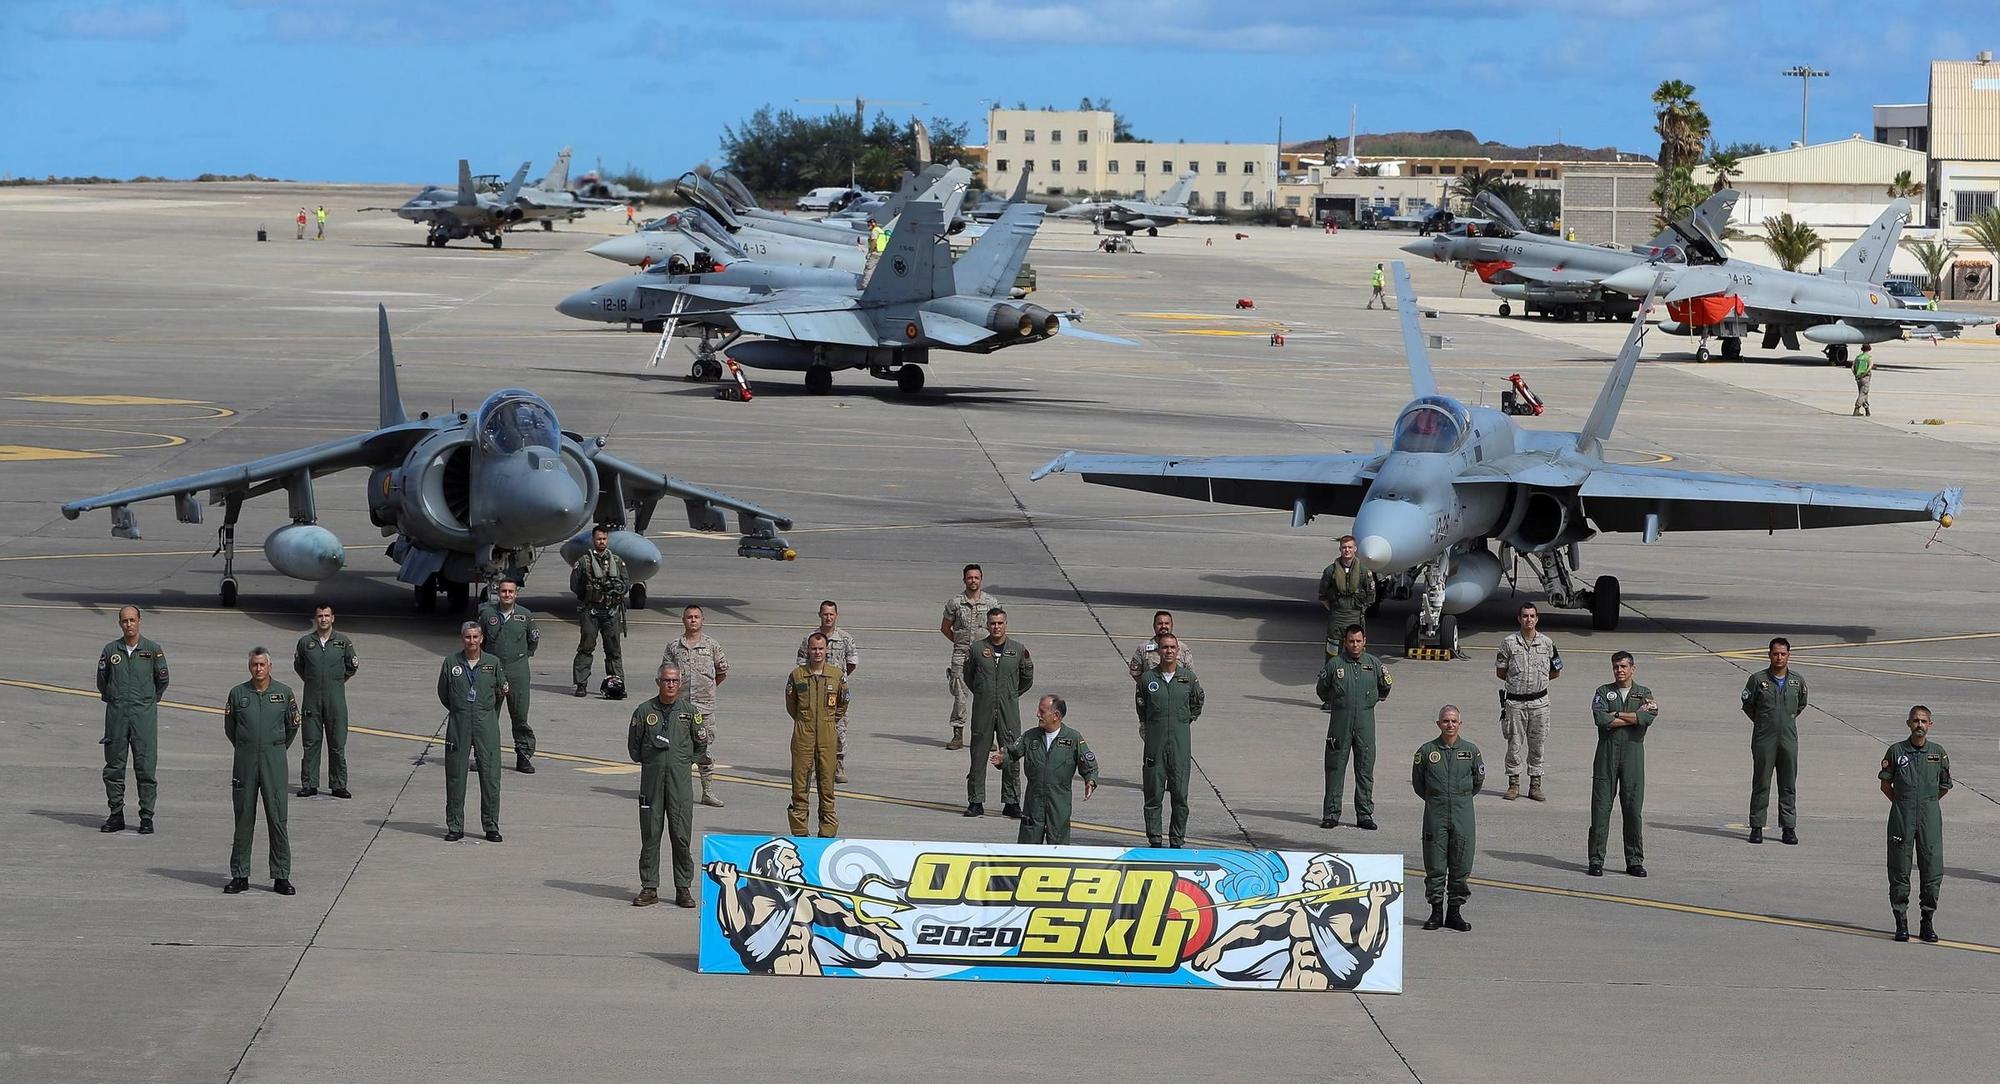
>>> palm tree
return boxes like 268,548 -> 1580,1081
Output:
1964,208 -> 2000,299
1651,80 -> 1710,172
1903,238 -> 1952,294
1706,149 -> 1744,193
1650,165 -> 1700,230
1886,169 -> 1925,200
1449,168 -> 1504,208
1762,213 -> 1826,272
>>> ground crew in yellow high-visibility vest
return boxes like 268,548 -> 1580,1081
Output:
1367,263 -> 1388,309
870,220 -> 888,254
314,205 -> 327,239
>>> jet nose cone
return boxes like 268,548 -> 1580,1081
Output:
587,234 -> 648,264
555,288 -> 600,321
485,453 -> 587,544
1600,265 -> 1659,298
1398,238 -> 1434,260
1351,498 -> 1432,572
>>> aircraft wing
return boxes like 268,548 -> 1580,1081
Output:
1031,451 -> 1379,518
1576,463 -> 1961,532
1741,298 -> 1996,330
719,297 -> 878,346
587,449 -> 797,560
60,424 -> 433,535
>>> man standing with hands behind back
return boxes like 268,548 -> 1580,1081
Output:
1741,637 -> 1806,845
293,602 -> 358,799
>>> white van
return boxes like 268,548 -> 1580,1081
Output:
795,187 -> 855,212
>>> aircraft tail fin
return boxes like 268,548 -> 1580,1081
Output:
1009,163 -> 1031,203
878,164 -> 944,227
1389,262 -> 1439,399
499,162 -> 532,204
1159,170 -> 1197,208
541,147 -> 572,191
912,117 -> 932,167
1639,189 -> 1739,256
456,159 -> 477,205
377,305 -> 408,428
860,200 -> 955,306
954,202 -> 1045,298
1576,274 -> 1664,452
1825,198 -> 1909,283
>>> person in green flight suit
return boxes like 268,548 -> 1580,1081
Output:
962,608 -> 1033,819
1881,705 -> 1951,944
628,664 -> 707,909
98,604 -> 170,834
570,526 -> 628,698
476,579 -> 541,773
223,647 -> 300,895
438,621 -> 509,842
1134,633 -> 1203,847
1315,624 -> 1392,831
1412,704 -> 1482,932
292,602 -> 359,799
1316,536 -> 1376,655
1740,637 -> 1806,845
1588,651 -> 1659,877
993,694 -> 1100,844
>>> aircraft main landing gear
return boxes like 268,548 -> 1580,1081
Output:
805,366 -> 834,394
896,365 -> 926,395
1400,559 -> 1458,660
629,583 -> 647,610
1523,549 -> 1621,631
214,505 -> 241,606
1499,302 -> 1512,317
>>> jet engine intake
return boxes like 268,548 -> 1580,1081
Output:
1502,491 -> 1587,553
264,523 -> 345,581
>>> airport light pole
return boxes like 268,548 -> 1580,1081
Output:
1780,66 -> 1829,148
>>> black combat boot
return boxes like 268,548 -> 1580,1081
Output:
1444,905 -> 1471,932
1422,904 -> 1443,931
1892,913 -> 1909,942
1920,912 -> 1938,944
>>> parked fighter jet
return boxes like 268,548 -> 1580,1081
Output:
61,308 -> 795,612
1406,190 -> 1740,321
1053,171 -> 1197,236
1032,263 -> 1959,653
1599,199 -> 1996,363
560,200 -> 1125,393
588,204 -> 870,273
510,147 -> 621,230
360,160 -> 532,248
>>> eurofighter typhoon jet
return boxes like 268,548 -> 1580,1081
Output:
1033,263 -> 1961,654
62,308 -> 796,612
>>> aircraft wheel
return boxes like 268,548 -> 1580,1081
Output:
896,365 -> 926,395
805,366 -> 834,395
541,220 -> 554,232
1436,615 -> 1459,655
434,235 -> 448,248
415,575 -> 439,613
445,579 -> 471,614
1827,344 -> 1848,367
629,583 -> 647,611
1590,575 -> 1621,631
1124,228 -> 1135,237
1722,337 -> 1742,359
1498,302 -> 1511,317
220,578 -> 239,607
700,359 -> 724,380
1402,613 -> 1421,654
642,320 -> 663,333
1148,227 -> 1158,237
490,235 -> 504,249
1695,346 -> 1711,363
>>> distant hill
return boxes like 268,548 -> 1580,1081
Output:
1287,130 -> 1646,163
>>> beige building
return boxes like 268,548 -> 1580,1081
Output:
1693,136 -> 1930,228
984,108 -> 1278,209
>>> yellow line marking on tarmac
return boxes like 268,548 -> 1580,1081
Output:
0,549 -> 210,563
12,674 -> 1997,951
1444,868 -> 2000,956
1657,631 -> 2000,662
0,445 -> 113,461
8,395 -> 211,406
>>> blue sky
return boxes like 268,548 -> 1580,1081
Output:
3,0 -> 1988,184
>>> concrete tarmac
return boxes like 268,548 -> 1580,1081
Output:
3,183 -> 1998,1083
